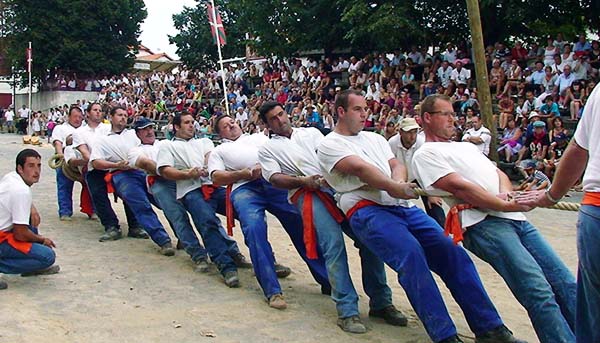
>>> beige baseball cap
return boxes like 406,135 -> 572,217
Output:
399,117 -> 420,131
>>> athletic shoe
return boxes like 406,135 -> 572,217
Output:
268,294 -> 287,310
194,259 -> 210,273
274,263 -> 291,278
337,316 -> 367,334
159,242 -> 176,256
99,227 -> 122,242
476,325 -> 527,343
223,270 -> 240,288
21,264 -> 61,277
127,227 -> 149,239
368,305 -> 408,326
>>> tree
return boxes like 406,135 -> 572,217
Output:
169,0 -> 246,69
3,0 -> 146,83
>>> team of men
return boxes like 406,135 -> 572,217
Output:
1,88 -> 597,342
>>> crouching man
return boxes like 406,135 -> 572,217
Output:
0,149 -> 60,290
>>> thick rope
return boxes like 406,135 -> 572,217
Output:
412,188 -> 581,212
48,154 -> 64,169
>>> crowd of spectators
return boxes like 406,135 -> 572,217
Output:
2,32 -> 599,186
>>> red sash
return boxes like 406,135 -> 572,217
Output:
0,230 -> 33,254
201,185 -> 217,201
103,170 -> 125,194
225,184 -> 235,236
290,188 -> 345,260
444,204 -> 475,244
582,192 -> 600,206
345,199 -> 379,219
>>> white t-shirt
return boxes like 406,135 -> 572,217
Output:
317,131 -> 413,214
451,68 -> 471,85
412,142 -> 526,229
128,140 -> 163,173
0,172 -> 32,231
4,110 -> 14,122
72,122 -> 112,170
17,108 -> 30,119
51,122 -> 79,147
258,128 -> 323,200
89,129 -> 140,171
574,83 -> 600,192
208,133 -> 269,191
437,66 -> 453,88
462,126 -> 492,156
388,132 -> 425,182
157,137 -> 214,199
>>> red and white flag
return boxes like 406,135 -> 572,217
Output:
207,3 -> 226,46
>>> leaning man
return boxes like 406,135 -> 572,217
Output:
0,149 -> 60,290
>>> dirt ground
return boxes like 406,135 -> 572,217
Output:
0,133 -> 580,343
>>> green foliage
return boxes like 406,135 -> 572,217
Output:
169,0 -> 247,69
4,0 -> 146,82
171,0 -> 597,66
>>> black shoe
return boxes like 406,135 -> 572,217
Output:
476,325 -> 527,343
223,270 -> 240,288
231,253 -> 252,268
439,335 -> 465,343
21,265 -> 61,277
194,258 -> 210,273
99,227 -> 122,242
127,227 -> 149,239
159,242 -> 176,256
0,279 -> 7,290
368,305 -> 408,327
321,285 -> 331,296
274,263 -> 291,278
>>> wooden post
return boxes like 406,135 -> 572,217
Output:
465,0 -> 498,162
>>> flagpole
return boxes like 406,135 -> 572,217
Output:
27,41 -> 32,135
209,0 -> 230,116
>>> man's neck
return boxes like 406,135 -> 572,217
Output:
424,131 -> 450,143
87,120 -> 101,129
400,136 -> 415,149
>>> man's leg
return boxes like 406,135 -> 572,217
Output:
264,183 -> 329,289
295,193 -> 359,319
152,179 -> 207,262
403,207 -> 504,336
56,168 -> 74,218
349,205 -> 457,342
112,171 -> 171,247
518,220 -> 576,331
0,242 -> 56,275
575,205 -> 600,343
85,169 -> 119,229
463,216 -> 575,343
341,221 -> 393,311
180,189 -> 237,276
209,187 -> 243,255
231,184 -> 281,299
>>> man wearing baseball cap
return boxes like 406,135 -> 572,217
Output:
389,118 -> 445,226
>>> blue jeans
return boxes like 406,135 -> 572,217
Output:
204,186 -> 242,256
463,216 -> 576,343
180,188 -> 237,275
295,191 -> 392,318
151,178 -> 207,262
576,205 -> 600,343
56,168 -> 74,217
231,179 -> 330,299
349,205 -> 503,342
112,170 -> 170,247
86,169 -> 139,230
0,227 -> 56,274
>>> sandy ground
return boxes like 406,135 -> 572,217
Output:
0,133 -> 580,343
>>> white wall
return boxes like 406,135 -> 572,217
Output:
13,91 -> 99,111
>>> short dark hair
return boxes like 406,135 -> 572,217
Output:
334,89 -> 363,114
109,106 -> 126,116
16,149 -> 41,172
213,114 -> 233,134
420,94 -> 451,116
68,106 -> 82,116
173,111 -> 193,128
258,101 -> 283,123
86,102 -> 102,113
